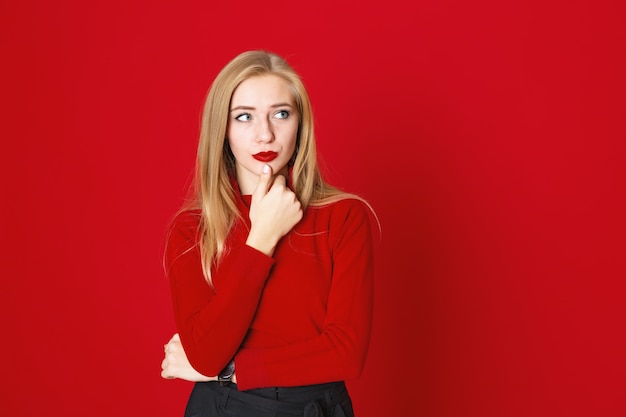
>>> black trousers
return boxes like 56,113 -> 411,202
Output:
184,381 -> 354,417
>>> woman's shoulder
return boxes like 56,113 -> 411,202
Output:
313,194 -> 371,213
168,209 -> 202,239
321,195 -> 381,239
311,195 -> 375,227
165,209 -> 202,263
171,208 -> 202,222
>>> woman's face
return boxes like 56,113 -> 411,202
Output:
227,74 -> 299,194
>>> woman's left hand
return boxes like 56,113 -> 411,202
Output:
161,333 -> 214,382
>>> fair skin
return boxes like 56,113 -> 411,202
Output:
228,74 -> 298,194
162,74 -> 303,381
229,74 -> 302,257
161,333 -> 214,381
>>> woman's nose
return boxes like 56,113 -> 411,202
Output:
256,119 -> 274,143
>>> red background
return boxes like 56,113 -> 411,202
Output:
1,1 -> 625,416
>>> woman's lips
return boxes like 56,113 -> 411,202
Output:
253,151 -> 278,162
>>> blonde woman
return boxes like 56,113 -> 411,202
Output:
161,50 -> 374,417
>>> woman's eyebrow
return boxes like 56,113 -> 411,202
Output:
229,105 -> 255,112
270,102 -> 294,108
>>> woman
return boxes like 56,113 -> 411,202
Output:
161,50 -> 375,417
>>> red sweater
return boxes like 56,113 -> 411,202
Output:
165,191 -> 374,391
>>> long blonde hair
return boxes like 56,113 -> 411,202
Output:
187,50 -> 349,283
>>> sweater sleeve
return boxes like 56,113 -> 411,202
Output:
165,211 -> 275,377
234,200 -> 375,390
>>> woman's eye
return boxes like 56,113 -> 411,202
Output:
275,110 -> 290,119
235,113 -> 252,121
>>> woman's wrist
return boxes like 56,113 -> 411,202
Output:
246,232 -> 277,256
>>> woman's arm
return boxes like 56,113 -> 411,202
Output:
166,168 -> 302,378
166,212 -> 273,377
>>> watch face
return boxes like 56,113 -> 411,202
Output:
219,360 -> 235,380
224,361 -> 235,376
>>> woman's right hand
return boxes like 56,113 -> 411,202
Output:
246,164 -> 303,256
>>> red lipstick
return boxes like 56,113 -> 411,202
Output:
253,151 -> 278,162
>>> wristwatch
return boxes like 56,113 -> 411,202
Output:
218,360 -> 235,385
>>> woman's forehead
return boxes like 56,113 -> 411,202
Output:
231,75 -> 296,107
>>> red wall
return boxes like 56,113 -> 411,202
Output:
2,1 -> 625,416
